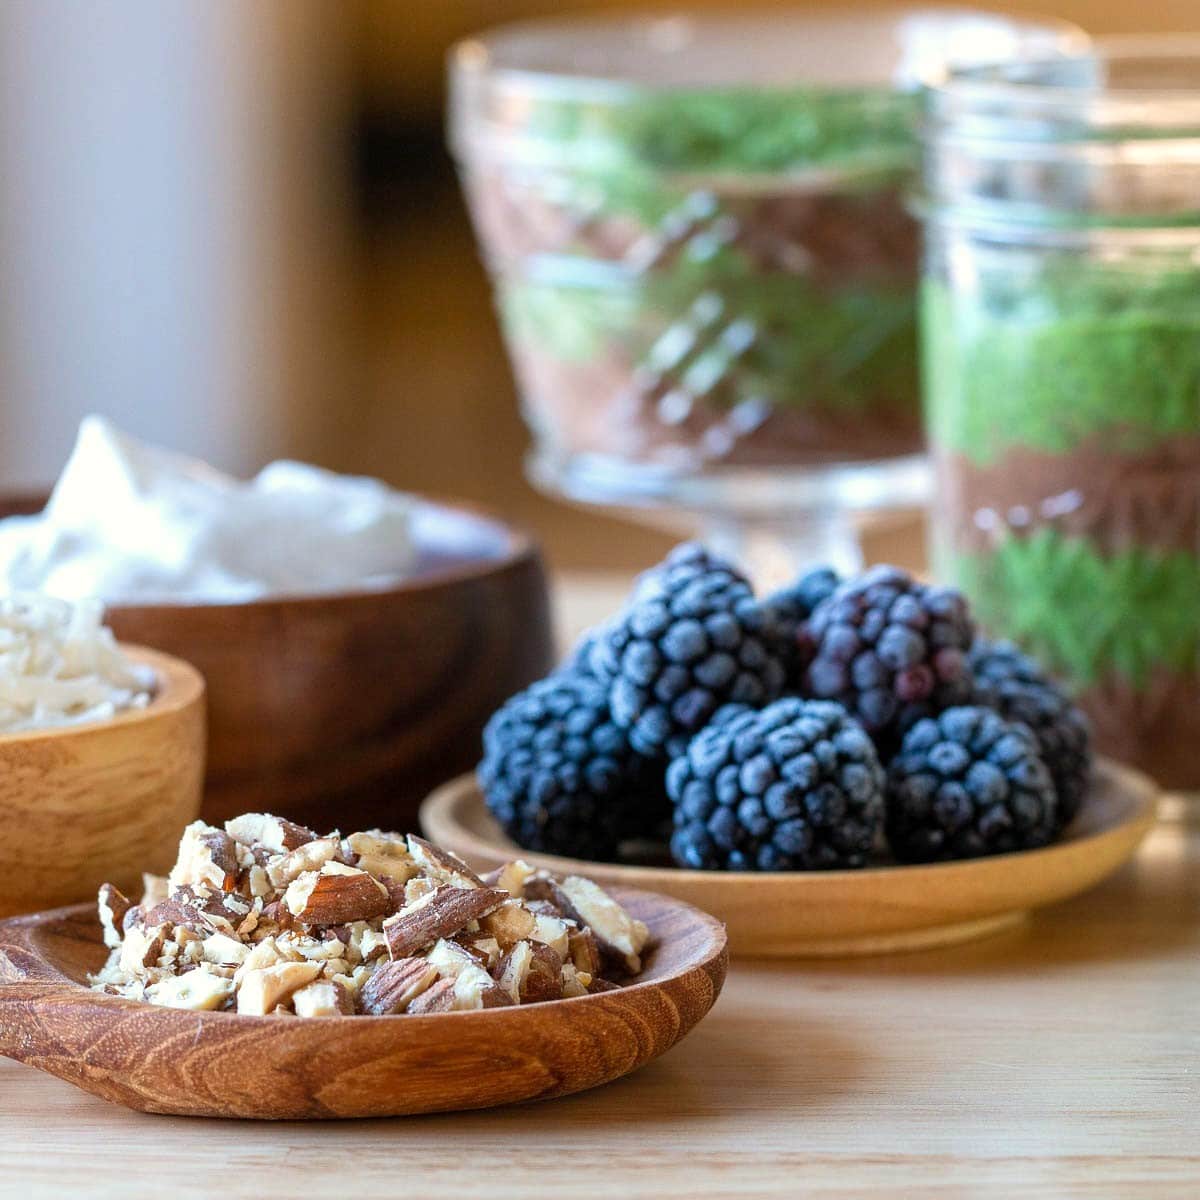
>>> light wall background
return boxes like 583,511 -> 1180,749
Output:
0,1 -> 1192,570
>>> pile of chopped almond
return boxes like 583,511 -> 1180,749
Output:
89,813 -> 650,1016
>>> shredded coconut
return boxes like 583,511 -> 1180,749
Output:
0,594 -> 155,733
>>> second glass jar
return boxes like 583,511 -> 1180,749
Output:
920,40 -> 1200,789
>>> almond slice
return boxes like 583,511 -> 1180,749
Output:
522,942 -> 564,1004
267,837 -> 341,890
359,957 -> 439,1015
139,888 -> 236,937
528,912 -> 570,959
236,961 -> 323,1015
225,812 -> 317,854
449,962 -> 513,1011
556,876 -> 650,974
97,884 -> 131,950
168,823 -> 241,894
479,899 -> 536,948
284,863 -> 390,925
381,885 -> 507,959
455,933 -> 502,971
405,835 -> 484,889
482,859 -> 536,899
146,965 -> 235,1012
118,925 -> 167,976
404,976 -> 456,1015
342,830 -> 418,885
201,931 -> 250,966
568,927 -> 602,976
496,940 -> 533,1004
292,978 -> 354,1018
561,963 -> 592,999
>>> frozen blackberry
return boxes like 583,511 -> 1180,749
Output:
479,673 -> 667,861
886,706 -> 1057,862
587,543 -> 787,758
757,565 -> 841,683
803,565 -> 975,748
763,565 -> 841,627
667,698 -> 885,871
970,639 -> 1092,828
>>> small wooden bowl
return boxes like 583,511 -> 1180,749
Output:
422,760 -> 1159,958
0,494 -> 554,832
0,885 -> 727,1119
0,647 -> 205,919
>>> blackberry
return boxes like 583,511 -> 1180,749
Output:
763,565 -> 841,627
586,543 -> 787,758
667,698 -> 885,871
758,565 -> 841,684
886,706 -> 1058,862
970,639 -> 1091,827
479,673 -> 667,861
803,565 -> 975,748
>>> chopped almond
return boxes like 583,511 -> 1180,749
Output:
90,813 -> 646,1017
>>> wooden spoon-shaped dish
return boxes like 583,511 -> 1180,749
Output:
0,886 -> 726,1120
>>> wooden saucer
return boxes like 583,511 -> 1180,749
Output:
422,759 -> 1159,958
0,886 -> 726,1120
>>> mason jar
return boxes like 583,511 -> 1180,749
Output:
449,10 -> 1080,574
921,39 -> 1200,789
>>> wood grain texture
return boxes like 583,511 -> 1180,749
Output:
423,761 -> 1159,957
0,814 -> 1195,1197
0,885 -> 727,1120
0,575 -> 1195,1197
0,647 -> 205,919
0,494 -> 555,833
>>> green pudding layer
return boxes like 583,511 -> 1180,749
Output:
926,251 -> 1200,693
923,267 -> 1200,467
523,88 -> 917,223
946,529 -> 1200,689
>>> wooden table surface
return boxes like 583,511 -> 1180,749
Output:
2,574 -> 1198,1198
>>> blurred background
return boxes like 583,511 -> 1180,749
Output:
0,0 -> 1193,573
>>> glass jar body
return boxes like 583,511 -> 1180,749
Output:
455,85 -> 925,514
924,218 -> 1200,787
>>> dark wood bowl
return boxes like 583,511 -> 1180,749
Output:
0,886 -> 728,1119
0,493 -> 554,831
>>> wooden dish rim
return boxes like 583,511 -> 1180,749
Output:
0,490 -> 542,613
422,757 -> 1160,887
0,883 -> 729,1026
0,645 -> 205,747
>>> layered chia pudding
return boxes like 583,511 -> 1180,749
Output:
922,43 -> 1200,788
450,11 -> 1080,510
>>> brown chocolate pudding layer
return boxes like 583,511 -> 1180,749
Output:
1078,667 -> 1200,790
465,167 -> 919,287
934,436 -> 1200,558
511,343 -> 924,469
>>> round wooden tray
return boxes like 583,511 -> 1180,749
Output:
422,760 -> 1159,958
0,885 -> 726,1120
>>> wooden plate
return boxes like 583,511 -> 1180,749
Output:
0,887 -> 726,1120
422,760 -> 1159,958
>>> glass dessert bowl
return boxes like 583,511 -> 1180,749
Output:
449,9 -> 1083,574
920,38 -> 1200,791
